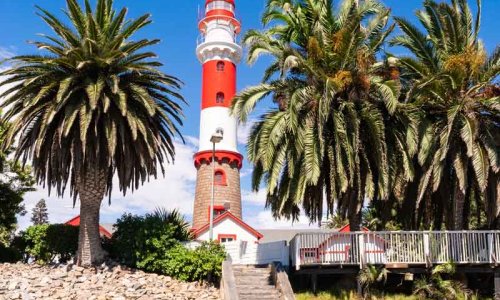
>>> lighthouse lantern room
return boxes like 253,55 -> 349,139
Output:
192,0 -> 254,239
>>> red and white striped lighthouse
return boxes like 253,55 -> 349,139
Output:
192,0 -> 243,230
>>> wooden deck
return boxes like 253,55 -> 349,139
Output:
290,231 -> 500,270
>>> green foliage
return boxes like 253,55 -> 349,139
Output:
389,0 -> 500,230
0,243 -> 22,263
358,265 -> 388,299
0,120 -> 35,246
326,211 -> 349,229
110,209 -> 192,268
0,0 -> 185,202
31,199 -> 49,225
110,210 -> 224,283
22,224 -> 79,264
144,242 -> 226,283
362,204 -> 403,231
413,262 -> 471,300
295,290 -> 420,300
231,0 -> 419,230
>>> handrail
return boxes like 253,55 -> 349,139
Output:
290,231 -> 500,269
271,262 -> 296,300
221,259 -> 239,300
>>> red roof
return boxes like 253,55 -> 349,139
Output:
65,216 -> 112,239
338,224 -> 371,233
193,211 -> 263,240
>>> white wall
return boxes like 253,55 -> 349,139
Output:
199,107 -> 238,153
197,217 -> 259,243
224,241 -> 290,266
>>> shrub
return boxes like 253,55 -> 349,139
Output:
144,241 -> 226,283
22,224 -> 79,264
110,209 -> 225,283
110,209 -> 191,268
0,243 -> 22,263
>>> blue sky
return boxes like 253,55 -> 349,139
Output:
0,0 -> 498,229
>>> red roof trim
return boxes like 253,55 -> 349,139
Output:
65,215 -> 81,226
338,224 -> 371,233
193,211 -> 263,239
64,216 -> 112,239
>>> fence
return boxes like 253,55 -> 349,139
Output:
290,231 -> 500,270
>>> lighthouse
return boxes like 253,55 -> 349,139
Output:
192,0 -> 244,231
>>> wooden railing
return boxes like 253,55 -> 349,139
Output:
290,231 -> 500,270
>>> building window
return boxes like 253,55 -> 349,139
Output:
217,61 -> 225,72
218,234 -> 237,243
300,248 -> 319,263
208,205 -> 226,219
216,92 -> 225,104
214,169 -> 227,185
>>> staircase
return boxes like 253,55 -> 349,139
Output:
232,265 -> 282,300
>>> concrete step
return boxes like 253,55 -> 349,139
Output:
236,282 -> 276,290
238,290 -> 279,299
236,278 -> 274,284
234,273 -> 272,280
232,265 -> 281,299
240,296 -> 281,300
234,269 -> 272,273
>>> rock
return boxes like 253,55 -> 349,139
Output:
7,281 -> 18,291
0,263 -> 221,300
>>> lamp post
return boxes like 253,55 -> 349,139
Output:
209,128 -> 224,241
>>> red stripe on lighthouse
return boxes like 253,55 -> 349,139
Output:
201,60 -> 236,109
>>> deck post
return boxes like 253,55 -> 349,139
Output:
424,233 -> 431,268
311,274 -> 318,294
295,236 -> 301,271
495,272 -> 500,299
489,233 -> 495,265
358,233 -> 365,269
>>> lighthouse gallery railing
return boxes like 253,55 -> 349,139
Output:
290,231 -> 500,270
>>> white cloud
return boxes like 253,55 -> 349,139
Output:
242,188 -> 318,229
242,188 -> 267,205
237,119 -> 255,145
247,210 -> 315,229
239,167 -> 252,178
0,67 -> 15,101
18,138 -> 199,229
0,47 -> 15,60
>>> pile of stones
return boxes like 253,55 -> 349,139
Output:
0,262 -> 220,300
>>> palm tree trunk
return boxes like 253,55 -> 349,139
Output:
486,172 -> 500,229
76,168 -> 107,266
348,193 -> 362,231
453,181 -> 466,230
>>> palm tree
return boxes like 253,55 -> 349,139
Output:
413,262 -> 471,300
0,0 -> 184,265
358,265 -> 387,299
391,0 -> 500,230
150,208 -> 192,241
232,0 -> 418,230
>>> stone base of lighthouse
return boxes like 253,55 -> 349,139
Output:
192,151 -> 243,230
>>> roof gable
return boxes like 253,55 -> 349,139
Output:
193,211 -> 263,239
338,224 -> 371,233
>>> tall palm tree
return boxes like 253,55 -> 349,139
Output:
232,0 -> 419,230
392,0 -> 499,230
0,0 -> 184,265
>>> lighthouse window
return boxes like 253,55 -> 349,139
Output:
206,1 -> 234,13
214,170 -> 227,185
217,61 -> 225,72
216,92 -> 225,104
